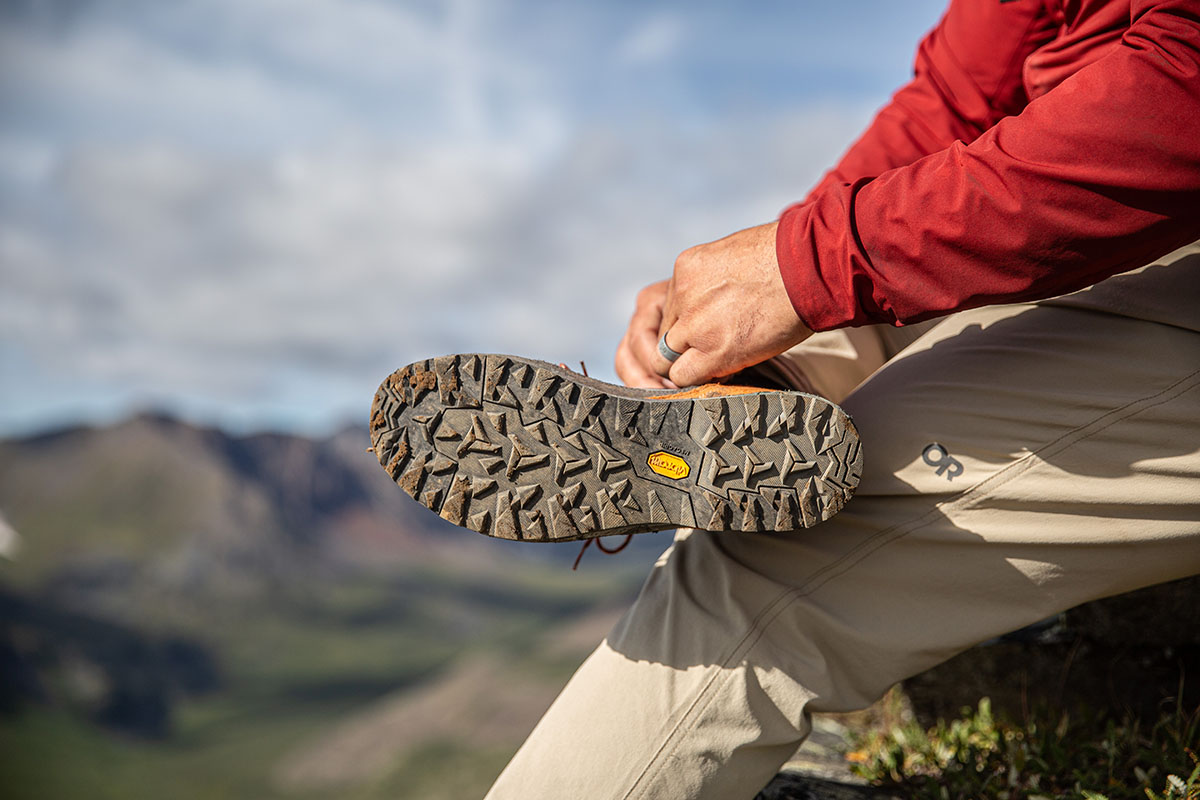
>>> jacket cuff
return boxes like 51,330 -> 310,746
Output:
776,181 -> 898,331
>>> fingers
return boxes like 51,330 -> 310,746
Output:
615,333 -> 671,388
667,345 -> 720,388
659,315 -> 733,387
658,274 -> 679,341
658,316 -> 715,388
652,249 -> 696,382
632,326 -> 677,388
629,306 -> 668,382
648,325 -> 685,381
615,280 -> 674,389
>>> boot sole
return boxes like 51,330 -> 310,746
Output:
369,354 -> 862,542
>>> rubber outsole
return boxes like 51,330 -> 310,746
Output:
369,354 -> 862,542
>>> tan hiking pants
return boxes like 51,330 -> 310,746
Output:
487,243 -> 1200,800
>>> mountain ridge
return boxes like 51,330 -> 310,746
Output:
0,409 -> 664,780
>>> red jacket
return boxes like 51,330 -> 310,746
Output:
776,0 -> 1200,331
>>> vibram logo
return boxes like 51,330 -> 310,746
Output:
647,451 -> 690,480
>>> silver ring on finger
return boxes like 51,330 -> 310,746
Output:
657,329 -> 684,363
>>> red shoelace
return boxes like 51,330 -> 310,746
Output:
572,533 -> 634,570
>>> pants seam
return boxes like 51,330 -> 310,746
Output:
622,363 -> 1200,799
620,664 -> 734,800
778,363 -> 1200,611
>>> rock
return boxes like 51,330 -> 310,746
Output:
755,772 -> 900,800
752,715 -> 900,800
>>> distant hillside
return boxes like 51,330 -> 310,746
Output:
0,413 -> 667,581
0,413 -> 493,589
0,413 -> 671,799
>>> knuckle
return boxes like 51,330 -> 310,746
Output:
673,248 -> 695,272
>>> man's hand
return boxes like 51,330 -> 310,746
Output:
652,221 -> 813,386
615,279 -> 677,388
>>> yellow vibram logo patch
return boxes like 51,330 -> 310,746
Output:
647,451 -> 690,480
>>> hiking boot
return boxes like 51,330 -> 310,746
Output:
369,354 -> 862,542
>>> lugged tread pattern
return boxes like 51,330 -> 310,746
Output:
370,354 -> 862,543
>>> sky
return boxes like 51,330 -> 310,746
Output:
0,0 -> 947,437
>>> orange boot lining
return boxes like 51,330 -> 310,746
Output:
645,383 -> 772,400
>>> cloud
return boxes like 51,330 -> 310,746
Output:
0,19 -> 344,151
615,13 -> 686,66
0,0 -> 565,152
0,106 -> 871,432
0,0 -> 946,435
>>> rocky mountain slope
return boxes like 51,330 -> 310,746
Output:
0,413 -> 670,799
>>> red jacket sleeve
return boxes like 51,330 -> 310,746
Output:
778,0 -> 1200,331
803,0 -> 1058,200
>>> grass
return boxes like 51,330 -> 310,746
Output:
340,739 -> 520,800
0,702 -> 347,800
0,553 -> 639,800
847,694 -> 1200,800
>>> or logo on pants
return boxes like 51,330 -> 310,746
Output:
922,442 -> 964,480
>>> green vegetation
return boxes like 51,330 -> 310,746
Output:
0,547 -> 643,800
342,740 -> 521,800
847,696 -> 1200,800
5,420 -> 1195,799
0,417 -> 665,800
0,701 -> 352,800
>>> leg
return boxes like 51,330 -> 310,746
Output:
743,320 -> 937,403
487,303 -> 1200,800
